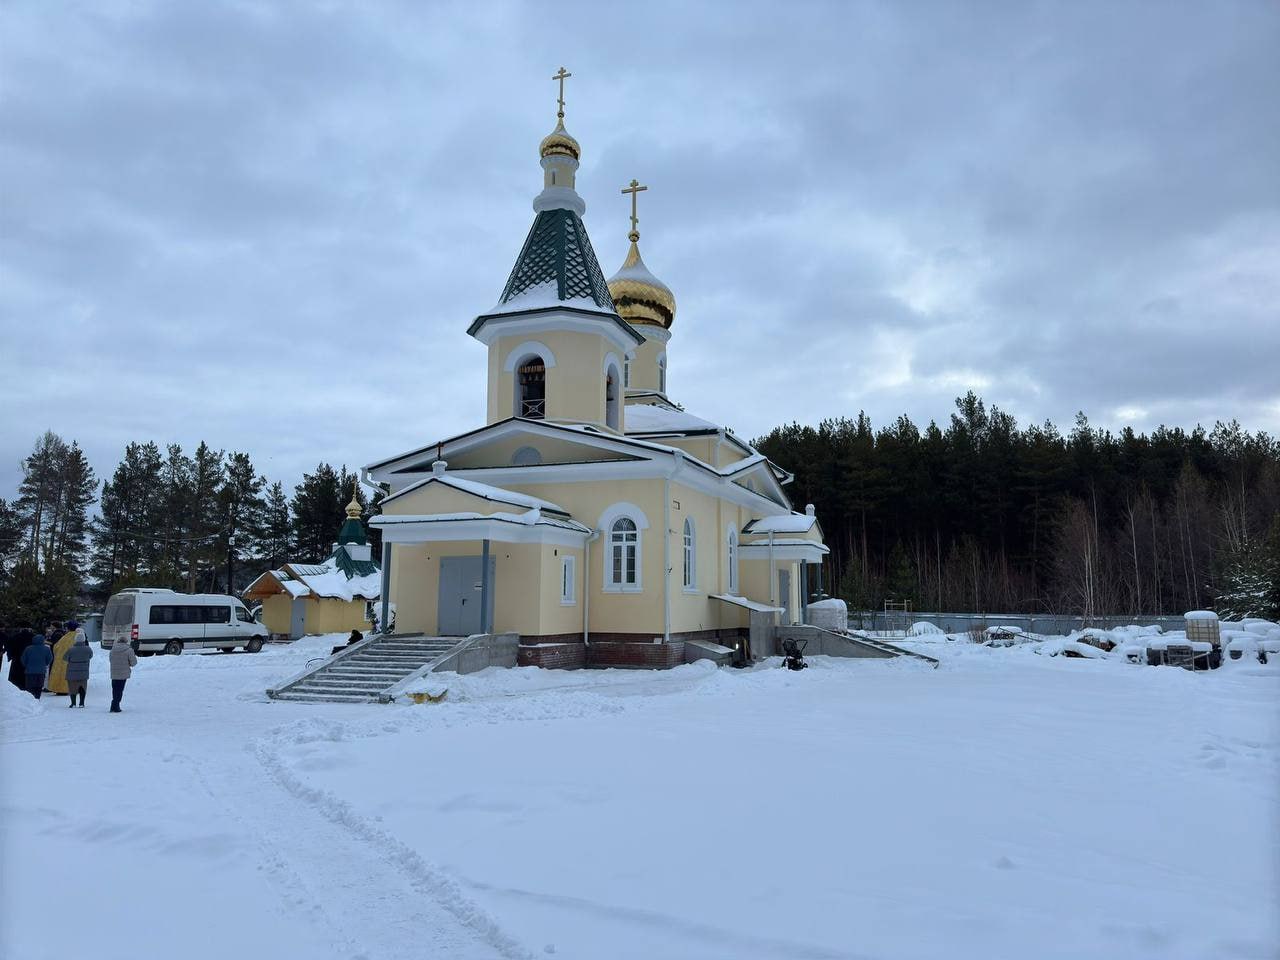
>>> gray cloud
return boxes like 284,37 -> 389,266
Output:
2,0 -> 1277,498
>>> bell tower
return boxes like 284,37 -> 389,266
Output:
467,68 -> 643,432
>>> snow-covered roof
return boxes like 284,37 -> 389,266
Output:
248,557 -> 381,603
382,473 -> 569,515
711,594 -> 784,614
624,403 -> 718,434
1184,610 -> 1220,620
483,279 -> 610,318
372,509 -> 591,534
485,207 -> 618,316
743,513 -> 817,534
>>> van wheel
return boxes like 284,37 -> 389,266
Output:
246,636 -> 265,654
164,640 -> 183,656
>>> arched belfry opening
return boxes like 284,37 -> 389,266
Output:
517,357 -> 546,419
605,364 -> 620,430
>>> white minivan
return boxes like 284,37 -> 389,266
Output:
102,589 -> 268,655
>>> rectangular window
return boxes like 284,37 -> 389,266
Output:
560,556 -> 576,605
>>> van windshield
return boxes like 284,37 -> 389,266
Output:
104,597 -> 135,627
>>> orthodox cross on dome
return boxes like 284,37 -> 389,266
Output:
621,178 -> 647,242
552,66 -> 572,120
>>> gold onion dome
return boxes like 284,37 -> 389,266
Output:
344,481 -> 363,519
539,119 -> 580,161
608,240 -> 676,329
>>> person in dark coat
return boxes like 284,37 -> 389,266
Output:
331,629 -> 363,655
62,635 -> 93,707
6,628 -> 32,690
21,631 -> 54,699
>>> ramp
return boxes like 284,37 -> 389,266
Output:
777,625 -> 939,667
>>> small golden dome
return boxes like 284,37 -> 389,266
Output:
539,119 -> 580,161
608,241 -> 676,329
345,480 -> 362,519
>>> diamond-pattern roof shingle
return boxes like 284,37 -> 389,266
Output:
497,208 -> 617,312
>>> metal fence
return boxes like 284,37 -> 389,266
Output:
848,609 -> 1188,637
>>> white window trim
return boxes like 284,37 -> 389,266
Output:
560,555 -> 576,606
604,361 -> 622,431
727,524 -> 739,594
600,502 -> 648,593
502,341 -> 557,371
682,517 -> 697,593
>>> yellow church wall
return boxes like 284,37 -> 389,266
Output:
627,332 -> 667,394
391,539 -> 577,637
260,594 -> 293,636
381,482 -> 511,517
305,598 -> 372,635
486,329 -> 625,431
503,477 -> 664,634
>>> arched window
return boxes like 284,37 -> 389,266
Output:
657,354 -> 667,394
727,526 -> 739,593
682,517 -> 696,590
608,517 -> 639,590
516,357 -> 546,419
605,365 -> 620,431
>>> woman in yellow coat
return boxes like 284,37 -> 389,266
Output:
46,622 -> 82,695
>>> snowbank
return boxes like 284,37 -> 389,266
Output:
909,621 -> 944,636
1,682 -> 43,722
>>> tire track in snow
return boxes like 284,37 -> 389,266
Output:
255,723 -> 532,960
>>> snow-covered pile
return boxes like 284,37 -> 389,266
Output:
1,681 -> 43,722
806,596 -> 847,632
909,621 -> 944,636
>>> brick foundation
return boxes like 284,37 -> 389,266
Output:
586,640 -> 686,669
517,630 -> 748,671
517,641 -> 586,669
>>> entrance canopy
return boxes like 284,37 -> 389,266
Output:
371,507 -> 590,547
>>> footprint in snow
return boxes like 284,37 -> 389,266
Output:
994,855 -> 1017,870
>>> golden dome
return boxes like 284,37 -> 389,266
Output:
607,241 -> 676,329
344,480 -> 362,519
539,119 -> 580,161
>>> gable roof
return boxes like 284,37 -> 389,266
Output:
380,473 -> 571,517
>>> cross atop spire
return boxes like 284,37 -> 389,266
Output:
621,178 -> 647,242
552,66 -> 572,120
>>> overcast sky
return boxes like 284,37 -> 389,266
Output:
2,0 -> 1277,499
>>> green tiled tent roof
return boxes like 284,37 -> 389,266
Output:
497,208 -> 617,311
330,544 -> 379,579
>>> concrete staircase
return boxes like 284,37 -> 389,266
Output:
267,634 -> 462,704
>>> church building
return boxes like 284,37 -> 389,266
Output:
364,70 -> 827,668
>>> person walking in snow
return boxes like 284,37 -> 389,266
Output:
109,638 -> 138,713
62,633 -> 93,708
21,631 -> 54,699
6,627 -> 32,691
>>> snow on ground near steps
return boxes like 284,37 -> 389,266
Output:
3,638 -> 1279,960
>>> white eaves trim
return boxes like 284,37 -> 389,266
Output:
738,540 -> 829,562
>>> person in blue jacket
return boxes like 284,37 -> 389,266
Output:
20,630 -> 54,699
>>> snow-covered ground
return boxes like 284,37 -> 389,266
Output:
3,634 -> 1277,960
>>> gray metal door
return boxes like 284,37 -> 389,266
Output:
778,569 -> 792,623
438,556 -> 495,636
290,598 -> 306,638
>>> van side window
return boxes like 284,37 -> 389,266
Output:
236,607 -> 253,623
